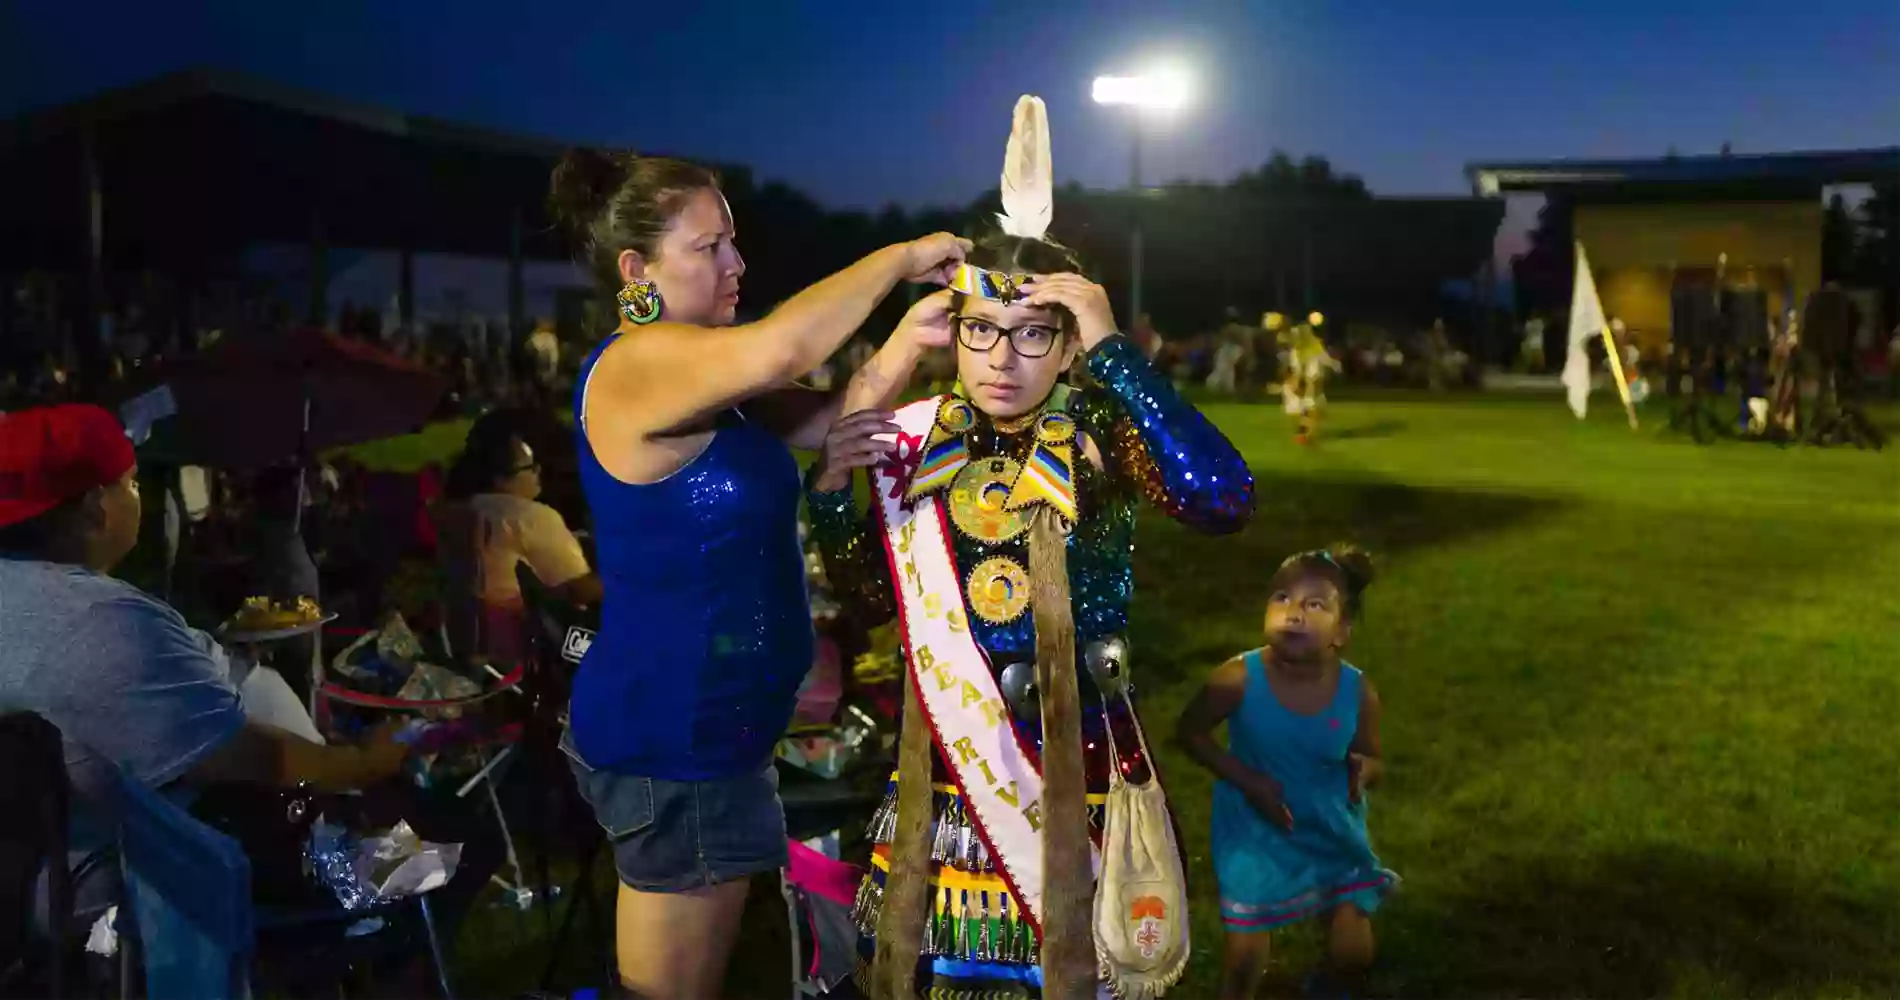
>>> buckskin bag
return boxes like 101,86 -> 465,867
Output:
1093,709 -> 1189,999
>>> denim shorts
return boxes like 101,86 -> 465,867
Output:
561,733 -> 788,892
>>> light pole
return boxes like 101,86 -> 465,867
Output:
1129,122 -> 1144,325
1093,70 -> 1188,325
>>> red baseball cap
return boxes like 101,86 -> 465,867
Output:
0,405 -> 137,528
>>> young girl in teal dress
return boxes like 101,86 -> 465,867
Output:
1177,545 -> 1397,999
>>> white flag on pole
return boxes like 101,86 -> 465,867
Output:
1562,244 -> 1608,419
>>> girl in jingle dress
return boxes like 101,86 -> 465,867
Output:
809,246 -> 1253,997
808,98 -> 1252,999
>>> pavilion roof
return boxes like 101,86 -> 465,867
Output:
0,68 -> 587,268
1466,147 -> 1900,199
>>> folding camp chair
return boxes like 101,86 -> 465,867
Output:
113,767 -> 253,1000
113,767 -> 458,1000
780,841 -> 863,999
0,713 -> 73,1000
512,576 -> 618,992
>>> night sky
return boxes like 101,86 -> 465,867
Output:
4,0 -> 1895,237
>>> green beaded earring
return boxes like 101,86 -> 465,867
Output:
616,279 -> 662,325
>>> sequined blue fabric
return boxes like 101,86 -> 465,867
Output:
818,338 -> 1252,987
1085,334 -> 1255,531
568,336 -> 814,781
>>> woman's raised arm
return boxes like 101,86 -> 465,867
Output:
589,235 -> 968,439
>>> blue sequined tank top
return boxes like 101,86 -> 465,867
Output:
567,335 -> 814,780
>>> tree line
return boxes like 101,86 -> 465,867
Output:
711,152 -> 1455,342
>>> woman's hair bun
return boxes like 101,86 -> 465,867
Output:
548,147 -> 628,236
548,149 -> 720,294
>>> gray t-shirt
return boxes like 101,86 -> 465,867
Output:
0,559 -> 246,846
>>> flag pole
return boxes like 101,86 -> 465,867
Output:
1599,324 -> 1640,429
1571,240 -> 1640,431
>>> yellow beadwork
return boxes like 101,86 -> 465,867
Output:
964,555 -> 1030,624
947,457 -> 1029,544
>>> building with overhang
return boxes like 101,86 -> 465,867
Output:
1466,148 -> 1900,354
1,68 -> 1516,366
0,68 -> 576,357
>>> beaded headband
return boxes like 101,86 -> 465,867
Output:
949,264 -> 1031,304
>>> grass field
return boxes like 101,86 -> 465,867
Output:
389,393 -> 1900,998
1133,396 -> 1900,999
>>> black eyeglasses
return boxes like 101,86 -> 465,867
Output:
955,316 -> 1064,359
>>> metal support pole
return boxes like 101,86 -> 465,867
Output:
83,127 -> 105,377
1129,119 -> 1144,324
508,209 -> 526,348
399,246 -> 416,338
1479,255 -> 1495,365
306,211 -> 328,327
1301,227 -> 1314,311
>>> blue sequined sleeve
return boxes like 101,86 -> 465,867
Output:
1085,335 -> 1255,533
805,478 -> 897,627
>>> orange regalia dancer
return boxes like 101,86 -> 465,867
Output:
1268,312 -> 1338,445
806,96 -> 1255,999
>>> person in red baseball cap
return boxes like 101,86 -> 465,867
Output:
0,404 -> 425,922
2,405 -> 508,971
0,404 -> 143,570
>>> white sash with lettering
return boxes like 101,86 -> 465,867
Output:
872,395 -> 1098,938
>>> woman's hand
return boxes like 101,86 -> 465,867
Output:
358,719 -> 415,784
898,233 -> 974,287
1239,770 -> 1294,831
811,408 -> 900,494
1024,273 -> 1118,351
893,289 -> 957,351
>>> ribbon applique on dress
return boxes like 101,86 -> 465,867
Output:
905,396 -> 974,501
1004,404 -> 1078,527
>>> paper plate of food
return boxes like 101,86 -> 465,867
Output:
219,596 -> 338,643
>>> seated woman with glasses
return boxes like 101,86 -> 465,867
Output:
436,412 -> 601,669
806,219 -> 1256,996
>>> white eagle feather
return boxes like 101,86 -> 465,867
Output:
996,95 -> 1053,241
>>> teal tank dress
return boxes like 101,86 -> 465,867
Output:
1211,649 -> 1398,931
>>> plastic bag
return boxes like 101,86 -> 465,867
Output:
306,818 -> 463,911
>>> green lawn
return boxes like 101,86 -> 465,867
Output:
394,394 -> 1900,998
